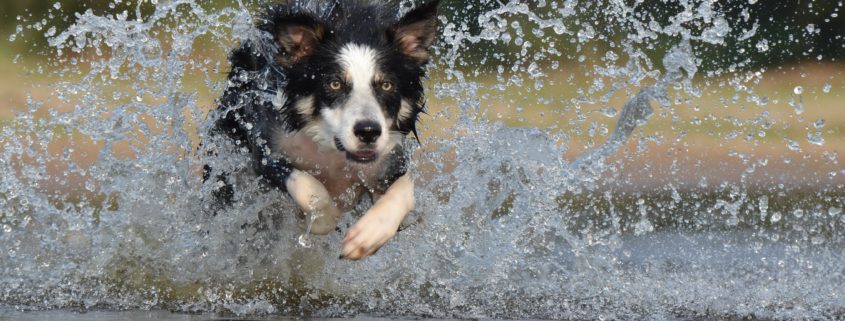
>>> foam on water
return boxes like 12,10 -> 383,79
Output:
1,0 -> 844,319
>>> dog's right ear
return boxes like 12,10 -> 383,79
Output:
272,15 -> 328,67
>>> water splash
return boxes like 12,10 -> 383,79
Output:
1,0 -> 844,320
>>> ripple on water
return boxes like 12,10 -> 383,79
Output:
0,0 -> 843,319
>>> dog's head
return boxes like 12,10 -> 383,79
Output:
261,0 -> 439,164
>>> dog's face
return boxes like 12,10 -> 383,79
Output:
313,43 -> 407,163
266,1 -> 438,164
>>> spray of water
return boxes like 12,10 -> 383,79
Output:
1,0 -> 843,319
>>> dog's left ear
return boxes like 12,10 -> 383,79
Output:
390,0 -> 440,64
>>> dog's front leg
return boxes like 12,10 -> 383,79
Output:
285,169 -> 342,235
341,174 -> 414,260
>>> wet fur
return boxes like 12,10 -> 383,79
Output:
204,0 -> 438,260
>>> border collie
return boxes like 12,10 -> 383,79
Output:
204,0 -> 439,260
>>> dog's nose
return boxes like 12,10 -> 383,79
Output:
353,121 -> 382,144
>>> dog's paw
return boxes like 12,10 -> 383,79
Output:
303,205 -> 341,235
340,210 -> 400,260
286,170 -> 341,235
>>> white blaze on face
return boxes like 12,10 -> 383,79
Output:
319,43 -> 391,155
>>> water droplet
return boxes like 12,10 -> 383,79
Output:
53,2 -> 61,10
598,107 -> 617,117
793,209 -> 804,218
633,219 -> 654,235
755,39 -> 769,52
790,94 -> 804,115
787,140 -> 801,151
577,25 -> 595,42
806,24 -> 815,33
297,234 -> 312,248
829,207 -> 842,216
2,224 -> 11,233
813,119 -> 826,129
807,133 -> 824,146
770,212 -> 782,223
748,0 -> 758,3
793,86 -> 803,95
822,83 -> 831,93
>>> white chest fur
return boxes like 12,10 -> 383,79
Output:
274,130 -> 385,212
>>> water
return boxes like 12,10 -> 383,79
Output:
0,309 -> 438,321
2,0 -> 844,320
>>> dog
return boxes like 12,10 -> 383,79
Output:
203,0 -> 439,260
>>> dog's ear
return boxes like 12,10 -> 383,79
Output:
273,15 -> 328,67
390,0 -> 439,64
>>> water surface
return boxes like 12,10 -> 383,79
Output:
1,0 -> 843,320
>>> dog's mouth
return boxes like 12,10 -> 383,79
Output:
347,150 -> 378,163
335,137 -> 378,163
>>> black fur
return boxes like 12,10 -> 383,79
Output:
204,0 -> 438,204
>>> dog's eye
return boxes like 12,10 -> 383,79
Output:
330,80 -> 343,91
381,81 -> 394,92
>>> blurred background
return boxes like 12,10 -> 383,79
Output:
2,0 -> 843,189
2,1 -> 843,65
